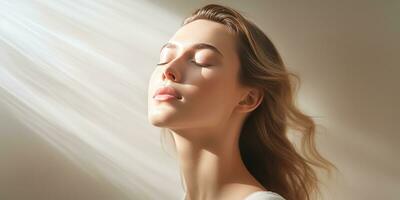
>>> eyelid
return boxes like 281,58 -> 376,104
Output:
156,60 -> 212,67
157,50 -> 213,67
190,60 -> 212,67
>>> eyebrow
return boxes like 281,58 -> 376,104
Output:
160,42 -> 224,57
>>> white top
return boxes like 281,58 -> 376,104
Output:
244,191 -> 286,200
182,191 -> 286,200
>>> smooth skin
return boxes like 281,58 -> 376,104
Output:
148,19 -> 266,200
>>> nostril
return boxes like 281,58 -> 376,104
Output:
165,71 -> 176,81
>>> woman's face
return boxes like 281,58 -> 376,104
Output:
148,19 -> 247,131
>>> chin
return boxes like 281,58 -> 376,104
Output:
148,113 -> 174,127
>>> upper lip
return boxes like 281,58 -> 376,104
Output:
153,86 -> 182,99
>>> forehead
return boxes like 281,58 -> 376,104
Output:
169,19 -> 237,57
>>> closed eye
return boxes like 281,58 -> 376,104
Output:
190,60 -> 212,67
156,60 -> 212,67
156,62 -> 167,66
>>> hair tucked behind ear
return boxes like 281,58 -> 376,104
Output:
161,4 -> 337,200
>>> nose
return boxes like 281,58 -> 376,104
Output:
161,56 -> 183,82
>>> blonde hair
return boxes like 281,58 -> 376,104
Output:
160,4 -> 337,200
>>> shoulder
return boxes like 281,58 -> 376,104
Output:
244,191 -> 286,200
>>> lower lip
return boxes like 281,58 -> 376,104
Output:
153,94 -> 180,101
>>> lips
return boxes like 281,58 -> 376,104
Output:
153,86 -> 182,100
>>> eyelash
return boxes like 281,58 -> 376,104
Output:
156,60 -> 211,67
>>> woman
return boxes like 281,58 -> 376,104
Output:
147,4 -> 336,200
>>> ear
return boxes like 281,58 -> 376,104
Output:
235,88 -> 264,113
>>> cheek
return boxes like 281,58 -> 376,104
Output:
196,68 -> 224,96
191,68 -> 237,110
187,70 -> 238,126
200,68 -> 236,96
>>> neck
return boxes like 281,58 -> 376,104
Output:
171,120 -> 265,200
